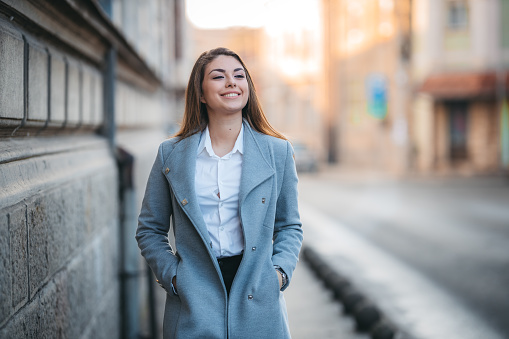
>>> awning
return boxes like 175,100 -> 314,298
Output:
419,71 -> 509,99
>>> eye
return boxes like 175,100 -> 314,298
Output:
234,74 -> 245,79
212,75 -> 224,80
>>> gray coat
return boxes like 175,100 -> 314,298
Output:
136,121 -> 303,339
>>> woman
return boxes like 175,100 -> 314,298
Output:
136,47 -> 303,339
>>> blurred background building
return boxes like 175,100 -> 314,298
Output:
322,0 -> 413,172
414,0 -> 509,175
1,0 -> 508,339
324,0 -> 509,176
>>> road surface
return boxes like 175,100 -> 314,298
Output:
298,172 -> 509,337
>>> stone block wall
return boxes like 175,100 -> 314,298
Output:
0,138 -> 119,339
0,19 -> 103,133
0,10 -> 119,337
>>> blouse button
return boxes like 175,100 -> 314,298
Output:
165,167 -> 170,174
251,247 -> 256,251
248,295 -> 253,300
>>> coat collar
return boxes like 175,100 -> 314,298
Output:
239,121 -> 275,208
163,121 -> 275,246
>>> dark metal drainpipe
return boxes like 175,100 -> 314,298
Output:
116,147 -> 141,339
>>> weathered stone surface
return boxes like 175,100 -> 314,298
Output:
28,43 -> 49,121
0,274 -> 65,339
81,65 -> 93,125
53,270 -> 71,338
0,298 -> 39,339
49,51 -> 66,124
37,277 -> 58,339
27,196 -> 50,299
67,250 -> 95,339
92,70 -> 103,125
27,182 -> 89,299
85,169 -> 118,237
0,27 -> 24,120
43,189 -> 70,274
98,226 -> 120,298
82,65 -> 103,126
86,288 -> 120,339
80,65 -> 104,127
115,82 -> 126,125
0,212 -> 12,325
9,204 -> 28,309
67,59 -> 81,125
63,181 -> 86,249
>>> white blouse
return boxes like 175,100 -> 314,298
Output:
195,125 -> 244,258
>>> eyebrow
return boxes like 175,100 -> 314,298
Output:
208,67 -> 245,75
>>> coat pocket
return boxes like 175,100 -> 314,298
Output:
163,290 -> 182,338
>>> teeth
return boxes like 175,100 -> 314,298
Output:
223,93 -> 239,97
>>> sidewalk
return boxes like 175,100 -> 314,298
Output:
285,259 -> 370,339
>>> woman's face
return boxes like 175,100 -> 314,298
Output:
200,55 -> 249,118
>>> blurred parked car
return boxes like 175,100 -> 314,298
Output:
292,142 -> 318,173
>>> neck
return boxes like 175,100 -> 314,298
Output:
207,115 -> 243,157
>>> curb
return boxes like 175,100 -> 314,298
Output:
301,246 -> 399,339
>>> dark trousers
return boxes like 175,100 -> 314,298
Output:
217,254 -> 243,295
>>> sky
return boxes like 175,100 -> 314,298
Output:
185,0 -> 321,32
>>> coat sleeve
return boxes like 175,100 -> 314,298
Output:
271,140 -> 303,291
136,142 -> 179,292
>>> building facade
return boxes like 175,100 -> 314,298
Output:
322,0 -> 509,175
414,0 -> 509,175
0,0 -> 187,338
322,0 -> 412,173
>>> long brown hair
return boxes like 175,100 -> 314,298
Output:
174,47 -> 286,140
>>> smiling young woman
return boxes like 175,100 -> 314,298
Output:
136,47 -> 303,339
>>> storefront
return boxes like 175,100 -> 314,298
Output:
417,71 -> 509,174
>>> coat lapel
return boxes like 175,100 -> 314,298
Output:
163,132 -> 212,248
239,122 -> 275,208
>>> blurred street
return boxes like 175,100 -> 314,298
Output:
298,168 -> 509,338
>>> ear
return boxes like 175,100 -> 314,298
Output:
200,95 -> 206,104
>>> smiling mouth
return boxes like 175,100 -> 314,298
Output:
222,93 -> 240,97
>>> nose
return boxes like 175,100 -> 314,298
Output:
226,76 -> 237,88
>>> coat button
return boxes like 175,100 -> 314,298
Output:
251,247 -> 256,251
248,295 -> 253,300
261,198 -> 265,204
165,167 -> 170,174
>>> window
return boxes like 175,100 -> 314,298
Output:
446,0 -> 469,30
444,0 -> 470,50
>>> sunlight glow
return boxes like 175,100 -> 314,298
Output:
186,0 -> 323,80
186,0 -> 269,29
185,0 -> 320,31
